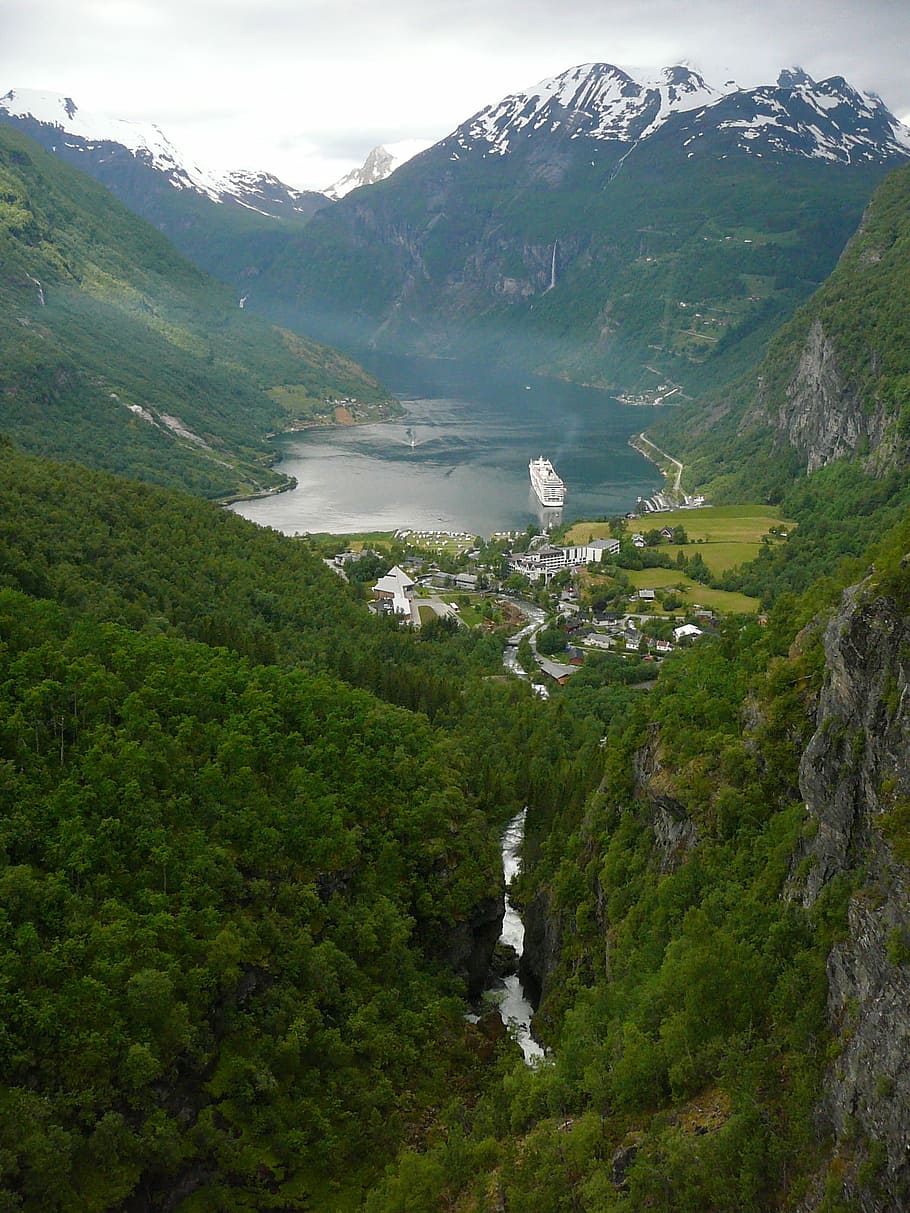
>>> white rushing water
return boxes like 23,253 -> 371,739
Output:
494,809 -> 545,1063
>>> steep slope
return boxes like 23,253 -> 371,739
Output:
252,65 -> 909,394
358,518 -> 910,1213
0,124 -> 394,497
0,88 -> 331,282
653,161 -> 910,498
0,440 -> 511,1209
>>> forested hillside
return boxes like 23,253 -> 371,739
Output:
0,125 -> 393,498
0,439 -> 628,1209
652,161 -> 910,500
358,504 -> 910,1213
3,73 -> 910,1213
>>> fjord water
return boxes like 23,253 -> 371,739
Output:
232,355 -> 665,536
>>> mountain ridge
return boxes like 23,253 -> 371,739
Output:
0,122 -> 395,497
0,87 -> 330,218
247,62 -> 908,397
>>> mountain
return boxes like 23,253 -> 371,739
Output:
0,123 -> 395,497
651,160 -> 910,499
453,63 -> 909,165
252,64 -> 910,395
325,139 -> 433,200
0,88 -> 331,282
453,62 -> 723,153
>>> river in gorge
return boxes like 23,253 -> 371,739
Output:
231,353 -> 667,537
490,809 -> 545,1064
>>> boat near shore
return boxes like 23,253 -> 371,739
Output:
529,456 -> 566,507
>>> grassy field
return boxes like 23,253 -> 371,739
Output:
624,568 -> 760,614
566,504 -> 796,578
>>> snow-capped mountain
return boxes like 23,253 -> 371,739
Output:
674,70 -> 910,165
325,140 -> 432,200
255,60 -> 910,389
453,64 -> 723,156
0,88 -> 229,197
447,63 -> 910,166
0,88 -> 329,219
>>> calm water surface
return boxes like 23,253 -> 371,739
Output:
231,355 -> 666,537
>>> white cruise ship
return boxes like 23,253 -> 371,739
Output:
529,456 -> 566,507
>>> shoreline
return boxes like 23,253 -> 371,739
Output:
629,431 -> 684,495
226,397 -> 403,506
219,472 -> 298,507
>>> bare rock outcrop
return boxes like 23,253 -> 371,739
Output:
795,576 -> 910,1211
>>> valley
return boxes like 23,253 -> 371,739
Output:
1,50 -> 910,1213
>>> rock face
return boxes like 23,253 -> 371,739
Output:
519,887 -> 563,1010
796,577 -> 910,1210
763,319 -> 895,473
440,893 -> 505,1001
633,725 -> 699,872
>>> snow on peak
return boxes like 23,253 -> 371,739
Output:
453,63 -> 722,154
325,139 -> 431,200
0,87 -> 231,201
701,72 -> 910,163
448,63 -> 910,166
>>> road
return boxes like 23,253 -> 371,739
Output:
633,432 -> 684,496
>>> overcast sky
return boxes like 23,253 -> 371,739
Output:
3,0 -> 910,190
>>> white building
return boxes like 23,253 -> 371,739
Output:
372,566 -> 416,616
508,537 -> 620,582
673,623 -> 703,642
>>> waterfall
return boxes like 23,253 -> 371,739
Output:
492,809 -> 545,1062
544,241 -> 558,293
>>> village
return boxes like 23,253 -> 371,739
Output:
324,510 -> 781,690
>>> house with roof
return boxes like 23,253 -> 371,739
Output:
673,623 -> 703,642
372,566 -> 416,617
536,656 -> 579,685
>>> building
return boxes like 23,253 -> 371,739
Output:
508,537 -> 621,582
673,623 -> 703,642
536,656 -> 579,685
637,588 -> 656,603
372,566 -> 416,617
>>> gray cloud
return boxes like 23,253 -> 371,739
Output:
1,0 -> 908,188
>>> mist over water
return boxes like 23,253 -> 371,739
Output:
231,354 -> 666,536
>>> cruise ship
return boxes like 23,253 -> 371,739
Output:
529,456 -> 566,507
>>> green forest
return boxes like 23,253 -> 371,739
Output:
2,120 -> 910,1213
0,125 -> 394,500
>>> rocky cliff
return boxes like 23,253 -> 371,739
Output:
794,575 -> 910,1211
761,318 -> 897,473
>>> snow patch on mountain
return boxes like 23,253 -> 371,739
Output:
0,88 -> 328,216
0,87 -> 230,200
687,71 -> 910,164
455,63 -> 721,155
449,63 -> 910,166
326,140 -> 432,200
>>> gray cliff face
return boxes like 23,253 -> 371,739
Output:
796,578 -> 910,1211
440,893 -> 505,1001
519,888 -> 563,1014
632,726 -> 699,873
770,319 -> 893,473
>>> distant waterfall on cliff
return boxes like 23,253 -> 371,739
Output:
543,241 -> 558,293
